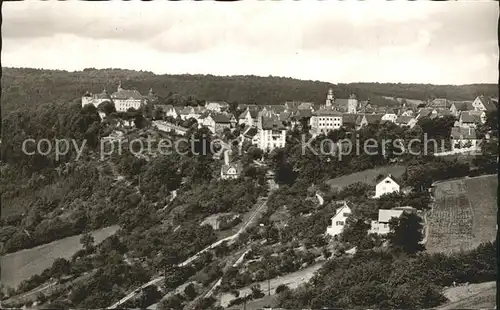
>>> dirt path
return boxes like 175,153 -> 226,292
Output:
438,281 -> 496,309
219,263 -> 324,307
107,198 -> 268,309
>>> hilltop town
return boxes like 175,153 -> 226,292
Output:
84,82 -> 497,155
1,71 -> 498,310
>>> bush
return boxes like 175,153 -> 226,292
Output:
275,284 -> 289,294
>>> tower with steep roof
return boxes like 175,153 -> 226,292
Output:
326,88 -> 334,107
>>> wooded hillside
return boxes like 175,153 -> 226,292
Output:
2,67 -> 497,113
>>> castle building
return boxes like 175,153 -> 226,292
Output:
81,82 -> 146,112
111,82 -> 146,112
82,89 -> 112,108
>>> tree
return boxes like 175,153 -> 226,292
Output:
136,285 -> 162,308
387,212 -> 425,255
97,101 -> 116,116
184,283 -> 197,300
340,218 -> 371,248
276,284 -> 290,294
80,231 -> 94,251
50,258 -> 71,279
158,293 -> 184,310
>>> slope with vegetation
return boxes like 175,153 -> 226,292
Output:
1,68 -> 497,309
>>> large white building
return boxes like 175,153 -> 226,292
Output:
82,82 -> 146,112
258,116 -> 286,151
111,83 -> 146,112
310,109 -> 343,135
326,202 -> 352,238
374,174 -> 400,198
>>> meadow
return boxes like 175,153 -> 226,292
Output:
1,225 -> 119,289
325,164 -> 406,190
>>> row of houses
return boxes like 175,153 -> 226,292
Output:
326,174 -> 419,237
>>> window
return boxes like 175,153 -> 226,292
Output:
336,221 -> 345,226
343,213 -> 350,217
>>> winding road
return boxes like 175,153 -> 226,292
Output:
107,197 -> 268,309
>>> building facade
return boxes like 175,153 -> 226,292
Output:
374,175 -> 400,198
82,83 -> 146,112
258,117 -> 286,151
326,202 -> 352,237
310,109 -> 343,135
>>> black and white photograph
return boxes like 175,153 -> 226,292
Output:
1,1 -> 498,309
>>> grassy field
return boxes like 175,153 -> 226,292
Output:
426,175 -> 497,253
325,165 -> 406,190
0,225 -> 119,289
438,281 -> 496,310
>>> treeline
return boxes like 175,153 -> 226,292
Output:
349,82 -> 498,101
3,67 -> 497,113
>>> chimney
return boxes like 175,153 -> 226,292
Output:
224,149 -> 230,165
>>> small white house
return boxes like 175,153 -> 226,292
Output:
220,150 -> 241,180
374,174 -> 400,198
326,202 -> 351,238
370,207 -> 417,235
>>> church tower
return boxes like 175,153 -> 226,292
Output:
326,88 -> 334,107
348,94 -> 358,114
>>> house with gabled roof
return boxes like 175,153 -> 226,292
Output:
395,115 -> 413,127
206,101 -> 229,112
259,116 -> 286,151
451,127 -> 479,150
374,174 -> 400,198
201,112 -> 232,134
457,111 -> 484,128
428,98 -> 449,110
472,95 -> 498,112
449,101 -> 474,116
238,108 -> 259,127
341,114 -> 358,130
369,207 -> 417,235
381,113 -> 398,123
356,114 -> 384,129
325,201 -> 352,238
262,105 -> 286,114
220,150 -> 242,180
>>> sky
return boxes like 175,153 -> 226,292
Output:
2,1 -> 498,85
